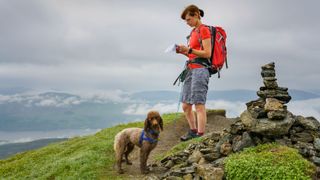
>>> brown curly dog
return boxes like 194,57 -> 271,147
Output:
114,111 -> 163,174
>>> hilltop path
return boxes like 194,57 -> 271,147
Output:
114,111 -> 235,179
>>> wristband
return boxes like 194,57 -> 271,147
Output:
188,48 -> 193,54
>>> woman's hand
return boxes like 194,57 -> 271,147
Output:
176,45 -> 189,54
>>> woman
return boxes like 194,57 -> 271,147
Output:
176,5 -> 212,141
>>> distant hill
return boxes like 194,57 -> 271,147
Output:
131,89 -> 320,102
0,138 -> 67,159
0,89 -> 319,132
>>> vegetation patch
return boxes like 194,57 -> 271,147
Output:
0,113 -> 182,179
224,143 -> 316,180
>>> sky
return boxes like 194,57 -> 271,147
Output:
0,0 -> 319,93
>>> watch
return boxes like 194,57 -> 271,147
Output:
188,48 -> 193,54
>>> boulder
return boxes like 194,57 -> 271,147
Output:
195,164 -> 224,180
294,116 -> 320,131
232,132 -> 255,152
267,109 -> 287,120
187,150 -> 202,164
240,110 -> 295,136
264,98 -> 283,111
220,142 -> 232,155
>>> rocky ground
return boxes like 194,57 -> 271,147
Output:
116,110 -> 234,179
115,62 -> 320,180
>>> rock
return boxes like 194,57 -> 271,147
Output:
267,110 -> 287,120
199,148 -> 214,154
293,142 -> 315,157
264,98 -> 283,112
314,138 -> 320,151
291,132 -> 314,143
311,156 -> 320,166
215,134 -> 233,152
240,110 -> 295,136
277,87 -> 288,91
248,106 -> 268,119
275,136 -> 292,146
165,160 -> 175,169
232,132 -> 255,152
294,115 -> 320,131
263,79 -> 278,89
246,98 -> 265,109
230,120 -> 245,135
164,176 -> 183,180
182,174 -> 193,180
144,175 -> 161,180
198,157 -> 207,165
180,166 -> 195,174
257,90 -> 291,104
187,150 -> 202,164
261,70 -> 276,78
203,152 -> 221,162
220,142 -> 232,155
195,164 -> 224,180
172,156 -> 187,164
291,125 -> 304,133
211,157 -> 226,167
261,62 -> 275,70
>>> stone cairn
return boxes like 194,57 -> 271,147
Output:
152,62 -> 320,180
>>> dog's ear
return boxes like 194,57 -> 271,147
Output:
159,116 -> 163,131
144,117 -> 150,132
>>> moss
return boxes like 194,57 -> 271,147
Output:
224,143 -> 316,180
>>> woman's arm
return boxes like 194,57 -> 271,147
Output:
177,38 -> 212,58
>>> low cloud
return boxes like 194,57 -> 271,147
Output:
123,99 -> 320,120
288,98 -> 320,120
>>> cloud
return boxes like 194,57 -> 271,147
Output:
123,98 -> 320,120
288,98 -> 320,120
0,1 -> 319,92
122,100 -> 246,117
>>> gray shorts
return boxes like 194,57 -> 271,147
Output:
181,68 -> 210,104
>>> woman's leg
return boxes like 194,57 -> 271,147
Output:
182,102 -> 196,130
195,104 -> 207,134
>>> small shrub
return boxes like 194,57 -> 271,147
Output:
224,143 -> 316,180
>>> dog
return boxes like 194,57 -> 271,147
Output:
114,111 -> 163,174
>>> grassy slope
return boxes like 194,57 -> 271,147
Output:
0,113 -> 182,179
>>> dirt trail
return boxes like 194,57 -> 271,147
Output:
116,112 -> 235,179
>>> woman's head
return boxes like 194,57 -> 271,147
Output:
181,5 -> 204,27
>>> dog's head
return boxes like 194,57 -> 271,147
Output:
144,111 -> 163,133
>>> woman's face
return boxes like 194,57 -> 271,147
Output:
185,13 -> 199,27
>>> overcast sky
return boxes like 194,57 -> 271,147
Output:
0,0 -> 319,93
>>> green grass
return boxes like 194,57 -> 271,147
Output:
224,143 -> 316,180
0,113 -> 182,179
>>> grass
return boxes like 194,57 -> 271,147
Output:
224,143 -> 316,180
0,113 -> 183,179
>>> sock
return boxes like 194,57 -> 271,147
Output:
191,129 -> 197,133
197,132 -> 204,136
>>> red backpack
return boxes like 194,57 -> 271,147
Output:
192,25 -> 228,78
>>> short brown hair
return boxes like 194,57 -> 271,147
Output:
181,5 -> 204,20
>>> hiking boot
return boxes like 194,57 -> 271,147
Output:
180,130 -> 199,141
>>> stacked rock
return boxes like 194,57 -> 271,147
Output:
241,62 -> 295,136
248,62 -> 292,120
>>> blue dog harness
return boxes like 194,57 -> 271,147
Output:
139,130 -> 159,145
